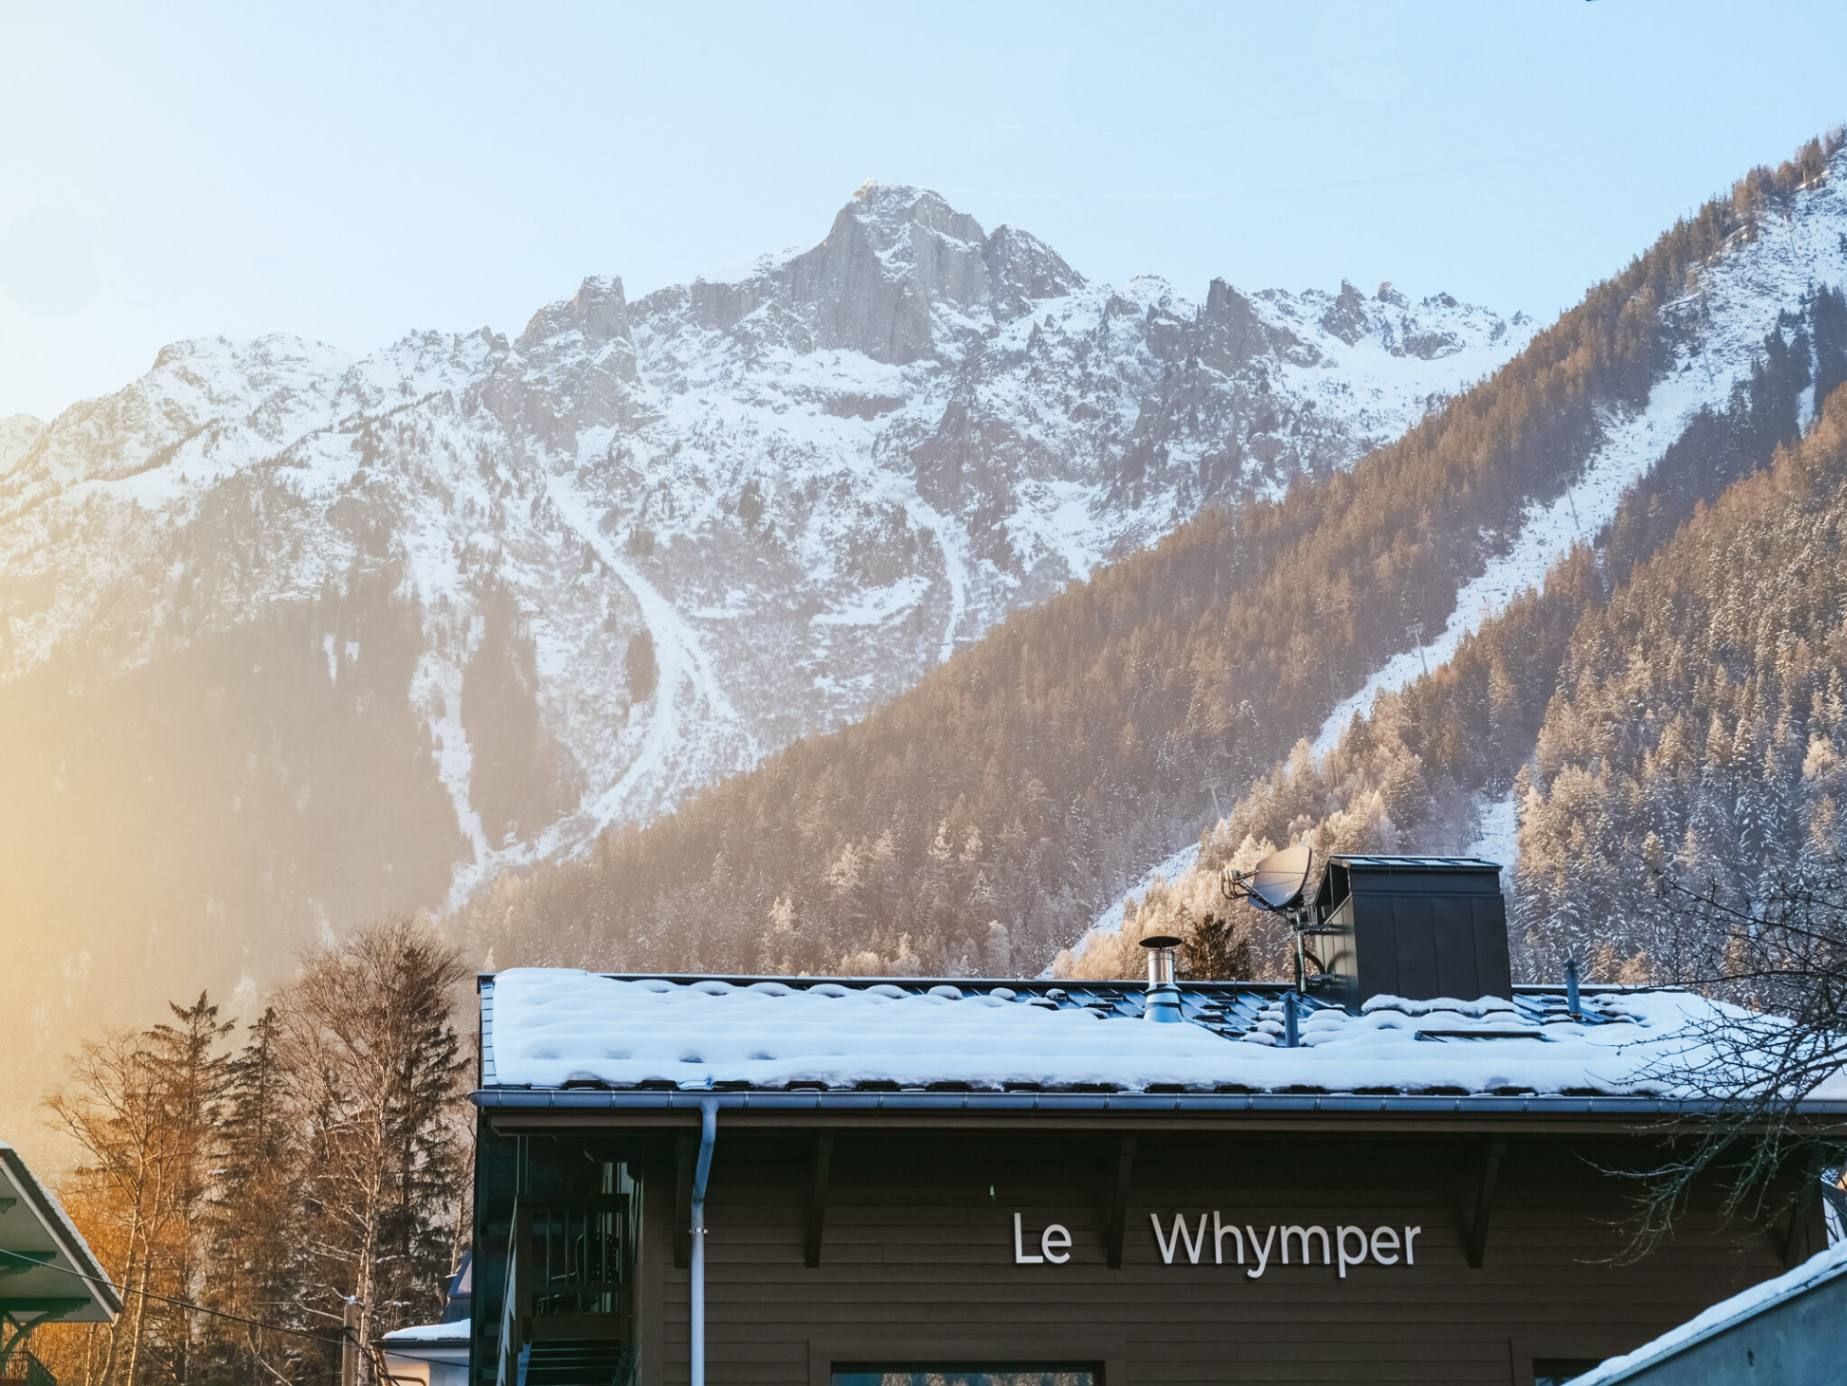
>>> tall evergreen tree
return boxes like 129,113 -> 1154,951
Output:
139,995 -> 233,1386
201,1007 -> 303,1386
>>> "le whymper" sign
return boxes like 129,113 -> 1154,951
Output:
1012,1212 -> 1424,1279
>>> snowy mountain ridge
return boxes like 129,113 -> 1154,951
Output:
0,186 -> 1531,909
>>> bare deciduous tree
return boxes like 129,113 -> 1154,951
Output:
276,915 -> 469,1385
44,1032 -> 186,1386
1623,858 -> 1847,1251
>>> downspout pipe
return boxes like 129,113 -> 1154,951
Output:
690,1096 -> 718,1386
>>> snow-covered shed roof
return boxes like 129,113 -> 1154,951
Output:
379,1319 -> 470,1348
1566,1238 -> 1847,1384
0,1140 -> 122,1323
474,970 -> 1847,1116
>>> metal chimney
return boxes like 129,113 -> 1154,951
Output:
1140,935 -> 1183,1023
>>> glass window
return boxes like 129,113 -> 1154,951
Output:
833,1370 -> 1097,1386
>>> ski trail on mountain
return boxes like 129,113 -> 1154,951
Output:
545,469 -> 754,828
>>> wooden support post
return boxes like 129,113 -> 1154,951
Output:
339,1299 -> 360,1386
673,1131 -> 695,1270
1106,1136 -> 1137,1269
803,1133 -> 835,1268
1464,1136 -> 1506,1269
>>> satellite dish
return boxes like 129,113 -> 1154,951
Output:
1221,844 -> 1320,993
1220,844 -> 1313,914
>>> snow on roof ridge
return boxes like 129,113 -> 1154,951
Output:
1566,1239 -> 1847,1385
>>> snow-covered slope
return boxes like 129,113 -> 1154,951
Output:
1315,171 -> 1847,758
0,185 -> 1530,913
1080,145 -> 1847,953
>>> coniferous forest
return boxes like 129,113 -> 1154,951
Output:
1080,380 -> 1847,982
27,920 -> 470,1386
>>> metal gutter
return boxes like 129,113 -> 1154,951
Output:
688,1098 -> 717,1386
470,1088 -> 1847,1119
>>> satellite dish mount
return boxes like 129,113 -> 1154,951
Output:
1220,843 -> 1320,992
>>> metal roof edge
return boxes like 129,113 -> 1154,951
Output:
473,968 -> 1687,996
469,1088 -> 1847,1119
0,1143 -> 123,1318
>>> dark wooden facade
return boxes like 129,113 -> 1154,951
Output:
475,1114 -> 1828,1386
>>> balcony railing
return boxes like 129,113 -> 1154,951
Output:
0,1346 -> 57,1386
495,1196 -> 632,1386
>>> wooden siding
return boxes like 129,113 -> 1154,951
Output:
636,1127 -> 1824,1386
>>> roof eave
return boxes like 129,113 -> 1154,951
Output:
472,1086 -> 1847,1123
0,1146 -> 124,1320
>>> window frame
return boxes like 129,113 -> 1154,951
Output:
810,1341 -> 1126,1386
830,1364 -> 1105,1386
1508,1333 -> 1636,1386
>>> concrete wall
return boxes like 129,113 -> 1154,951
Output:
1603,1271 -> 1847,1385
382,1346 -> 468,1386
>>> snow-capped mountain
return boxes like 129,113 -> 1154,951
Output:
0,183 -> 1530,918
426,136 -> 1847,996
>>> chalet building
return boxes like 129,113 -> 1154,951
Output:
1,1142 -> 120,1386
468,857 -> 1846,1386
378,1255 -> 474,1386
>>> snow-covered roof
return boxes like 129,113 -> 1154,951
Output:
474,970 -> 1847,1113
380,1319 -> 470,1347
0,1140 -> 122,1322
1566,1239 -> 1847,1384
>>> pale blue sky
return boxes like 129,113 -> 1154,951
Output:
3,1 -> 1843,420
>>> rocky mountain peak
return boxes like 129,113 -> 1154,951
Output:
775,183 -> 997,363
982,223 -> 1085,313
518,274 -> 634,355
1200,276 -> 1290,368
846,181 -> 978,240
1319,279 -> 1371,344
0,414 -> 44,476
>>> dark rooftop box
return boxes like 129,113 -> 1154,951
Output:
1311,855 -> 1512,1008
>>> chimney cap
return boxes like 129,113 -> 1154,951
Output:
1139,935 -> 1183,951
